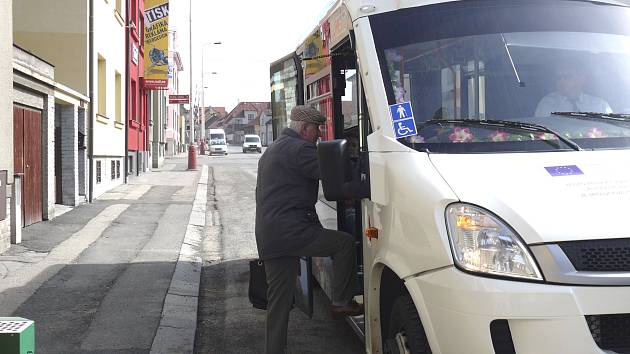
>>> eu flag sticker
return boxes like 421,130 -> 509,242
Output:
545,165 -> 584,177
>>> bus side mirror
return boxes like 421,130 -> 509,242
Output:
318,139 -> 370,201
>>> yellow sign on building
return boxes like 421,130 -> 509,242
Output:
144,0 -> 169,89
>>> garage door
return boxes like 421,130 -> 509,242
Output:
13,106 -> 43,227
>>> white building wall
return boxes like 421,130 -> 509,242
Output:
151,91 -> 167,168
44,95 -> 56,216
0,0 -> 12,253
92,0 -> 126,199
166,55 -> 181,156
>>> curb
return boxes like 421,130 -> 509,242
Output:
150,165 -> 209,354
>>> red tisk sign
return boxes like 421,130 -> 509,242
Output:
169,94 -> 190,104
143,78 -> 168,90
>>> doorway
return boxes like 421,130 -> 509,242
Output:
13,105 -> 43,227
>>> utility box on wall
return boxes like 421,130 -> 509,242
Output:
0,318 -> 35,354
0,170 -> 7,221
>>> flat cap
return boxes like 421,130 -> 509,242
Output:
290,105 -> 327,124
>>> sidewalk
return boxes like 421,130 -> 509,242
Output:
0,156 -> 208,354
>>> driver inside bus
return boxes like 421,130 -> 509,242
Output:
534,61 -> 612,117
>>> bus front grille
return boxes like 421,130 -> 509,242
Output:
558,238 -> 630,272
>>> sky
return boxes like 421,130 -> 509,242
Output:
169,0 -> 336,112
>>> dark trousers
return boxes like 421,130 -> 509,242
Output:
264,228 -> 356,354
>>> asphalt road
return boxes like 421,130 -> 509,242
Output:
194,145 -> 365,354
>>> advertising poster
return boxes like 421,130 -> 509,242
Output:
144,0 -> 169,89
303,30 -> 328,78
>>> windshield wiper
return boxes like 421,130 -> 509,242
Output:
551,111 -> 630,122
421,119 -> 583,151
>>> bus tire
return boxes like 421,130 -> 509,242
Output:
384,294 -> 432,354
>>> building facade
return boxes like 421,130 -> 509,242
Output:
92,0 -> 127,198
0,0 -> 12,252
127,0 -> 150,177
166,35 -> 183,157
259,109 -> 273,146
149,90 -> 167,168
223,102 -> 270,144
13,46 -> 56,229
13,0 -> 89,216
204,106 -> 227,137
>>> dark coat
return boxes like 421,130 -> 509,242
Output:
255,128 -> 322,260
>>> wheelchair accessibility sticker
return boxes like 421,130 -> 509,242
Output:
389,102 -> 417,139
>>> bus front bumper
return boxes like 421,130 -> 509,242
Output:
406,267 -> 630,354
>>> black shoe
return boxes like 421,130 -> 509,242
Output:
331,300 -> 364,318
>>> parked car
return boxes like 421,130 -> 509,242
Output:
242,135 -> 262,153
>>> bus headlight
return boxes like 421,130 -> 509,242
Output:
445,204 -> 543,281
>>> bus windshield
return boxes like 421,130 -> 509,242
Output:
210,134 -> 226,145
371,0 -> 630,153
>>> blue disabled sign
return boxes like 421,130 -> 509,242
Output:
389,102 -> 417,139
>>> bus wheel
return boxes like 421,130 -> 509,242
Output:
384,295 -> 431,354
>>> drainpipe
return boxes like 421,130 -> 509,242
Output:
138,92 -> 142,176
88,0 -> 94,203
124,0 -> 129,184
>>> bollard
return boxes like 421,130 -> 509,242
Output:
10,175 -> 22,244
187,144 -> 197,170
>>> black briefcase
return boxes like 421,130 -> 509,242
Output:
248,259 -> 268,310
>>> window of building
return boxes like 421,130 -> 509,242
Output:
115,71 -> 122,123
131,79 -> 138,121
139,11 -> 145,44
131,0 -> 137,25
142,92 -> 147,125
96,161 -> 102,183
98,56 -> 107,116
116,160 -> 121,179
111,161 -> 116,180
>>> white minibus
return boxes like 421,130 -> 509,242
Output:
208,128 -> 228,156
270,1 -> 630,353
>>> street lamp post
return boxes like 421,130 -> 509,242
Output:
200,42 -> 221,151
186,0 -> 197,170
188,0 -> 193,145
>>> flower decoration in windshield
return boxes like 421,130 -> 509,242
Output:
449,127 -> 474,143
490,130 -> 509,142
535,133 -> 558,141
586,127 -> 607,138
408,135 -> 425,144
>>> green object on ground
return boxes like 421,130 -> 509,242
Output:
0,317 -> 35,354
